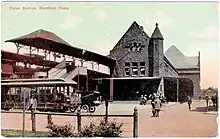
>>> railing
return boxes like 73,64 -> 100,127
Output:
1,107 -> 138,137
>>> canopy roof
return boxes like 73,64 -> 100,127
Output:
1,50 -> 58,67
5,29 -> 116,69
1,81 -> 77,87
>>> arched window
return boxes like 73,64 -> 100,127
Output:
155,44 -> 158,51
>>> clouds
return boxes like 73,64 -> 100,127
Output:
60,15 -> 83,30
89,41 -> 114,56
93,9 -> 108,20
144,10 -> 174,34
145,10 -> 174,30
60,9 -> 108,30
201,59 -> 218,88
189,24 -> 218,40
153,10 -> 174,29
187,24 -> 218,88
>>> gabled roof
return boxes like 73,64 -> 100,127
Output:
165,45 -> 199,69
110,21 -> 150,52
151,23 -> 164,40
163,56 -> 178,73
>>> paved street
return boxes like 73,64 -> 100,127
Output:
1,100 -> 217,137
138,100 -> 217,137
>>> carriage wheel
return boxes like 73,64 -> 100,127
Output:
70,107 -> 77,113
81,104 -> 89,112
89,106 -> 96,113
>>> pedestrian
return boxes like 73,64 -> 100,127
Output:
205,94 -> 210,111
149,93 -> 156,117
28,97 -> 34,110
32,96 -> 38,111
187,95 -> 192,110
154,95 -> 162,117
151,100 -> 156,117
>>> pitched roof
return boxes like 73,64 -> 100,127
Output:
165,45 -> 199,69
6,29 -> 72,46
110,21 -> 150,52
151,23 -> 164,40
5,29 -> 116,69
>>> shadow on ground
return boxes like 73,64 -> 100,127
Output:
192,106 -> 217,112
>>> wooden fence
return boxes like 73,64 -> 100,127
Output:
1,107 -> 138,137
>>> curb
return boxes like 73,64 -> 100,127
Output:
204,111 -> 218,115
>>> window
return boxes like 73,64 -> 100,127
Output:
140,62 -> 145,67
138,43 -> 141,46
132,68 -> 138,76
125,62 -> 130,67
126,42 -> 144,52
125,68 -> 130,76
155,44 -> 158,51
140,62 -> 145,76
125,62 -> 130,76
140,67 -> 145,76
132,47 -> 136,51
133,42 -> 137,47
132,62 -> 138,76
132,62 -> 138,67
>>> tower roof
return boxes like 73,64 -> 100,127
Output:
151,23 -> 164,40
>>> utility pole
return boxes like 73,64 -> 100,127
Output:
22,90 -> 26,137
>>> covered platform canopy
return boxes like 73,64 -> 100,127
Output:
1,50 -> 58,67
5,29 -> 116,72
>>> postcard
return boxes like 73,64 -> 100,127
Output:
1,1 -> 218,137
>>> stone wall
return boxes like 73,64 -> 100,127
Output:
178,73 -> 201,99
152,39 -> 164,77
164,61 -> 178,77
110,22 -> 151,77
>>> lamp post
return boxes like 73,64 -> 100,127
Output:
22,89 -> 26,137
177,78 -> 179,102
77,63 -> 80,90
78,50 -> 86,90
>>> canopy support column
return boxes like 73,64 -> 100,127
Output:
15,43 -> 23,54
177,78 -> 179,102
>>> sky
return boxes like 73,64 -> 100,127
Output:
1,1 -> 219,89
